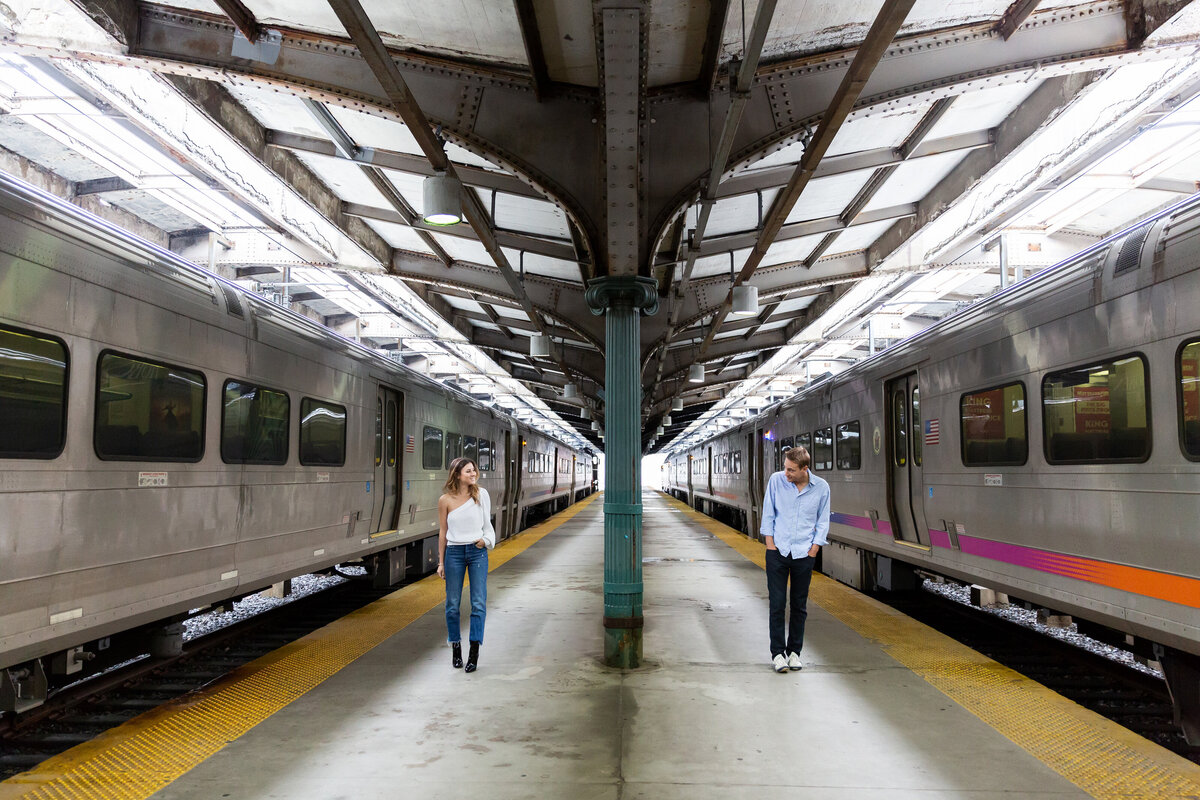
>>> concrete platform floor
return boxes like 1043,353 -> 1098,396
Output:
8,490 -> 1200,800
145,491 -> 1117,800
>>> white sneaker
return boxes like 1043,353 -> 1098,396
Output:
772,654 -> 789,673
787,652 -> 803,670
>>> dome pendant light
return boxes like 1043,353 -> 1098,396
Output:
687,363 -> 705,383
422,172 -> 462,226
731,284 -> 758,316
529,333 -> 550,358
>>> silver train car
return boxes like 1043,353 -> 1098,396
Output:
664,194 -> 1200,741
0,174 -> 593,712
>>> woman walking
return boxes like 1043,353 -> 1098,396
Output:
437,457 -> 496,672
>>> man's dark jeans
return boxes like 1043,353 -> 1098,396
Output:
766,548 -> 815,658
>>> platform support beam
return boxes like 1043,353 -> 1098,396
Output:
587,275 -> 658,669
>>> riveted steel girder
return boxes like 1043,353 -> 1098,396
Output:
469,327 -> 606,389
389,250 -> 605,351
645,2 -> 1187,244
654,252 -> 867,342
46,0 -> 1183,295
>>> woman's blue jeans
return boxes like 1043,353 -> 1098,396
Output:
444,544 -> 488,644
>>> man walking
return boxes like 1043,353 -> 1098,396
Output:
761,446 -> 829,672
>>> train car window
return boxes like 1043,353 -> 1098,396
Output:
911,388 -> 923,467
446,432 -> 462,466
221,381 -> 289,465
464,435 -> 478,464
733,450 -> 742,474
299,398 -> 346,466
1180,340 -> 1200,459
892,390 -> 907,467
780,436 -> 795,453
95,352 -> 205,462
422,425 -> 444,470
813,427 -> 833,471
385,400 -> 397,468
961,382 -> 1027,466
836,421 -> 861,470
374,400 -> 382,467
479,439 -> 493,471
0,325 -> 68,459
1042,355 -> 1149,463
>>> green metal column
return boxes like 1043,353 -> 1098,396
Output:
586,276 -> 658,668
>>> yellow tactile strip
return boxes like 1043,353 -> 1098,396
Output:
659,491 -> 1200,800
0,493 -> 600,800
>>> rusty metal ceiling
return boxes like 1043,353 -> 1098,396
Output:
1,0 -> 1198,453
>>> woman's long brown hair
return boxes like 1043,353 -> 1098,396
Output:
443,457 -> 480,504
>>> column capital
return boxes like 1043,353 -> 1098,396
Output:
585,275 -> 659,316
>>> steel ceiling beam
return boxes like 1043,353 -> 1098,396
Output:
305,97 -> 454,266
211,0 -> 261,44
327,0 -> 586,391
61,0 -> 1175,295
342,201 -> 577,262
264,129 -> 544,199
648,0 -> 777,398
683,0 -> 917,374
697,0 -> 732,96
513,0 -> 550,100
388,250 -> 605,352
997,0 -> 1043,41
713,129 -> 994,200
694,203 -> 916,257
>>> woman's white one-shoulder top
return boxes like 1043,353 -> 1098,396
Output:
445,487 -> 496,549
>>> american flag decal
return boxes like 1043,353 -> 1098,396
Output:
924,418 -> 940,446
404,434 -> 415,453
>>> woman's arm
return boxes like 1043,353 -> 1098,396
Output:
477,489 -> 496,550
437,495 -> 449,578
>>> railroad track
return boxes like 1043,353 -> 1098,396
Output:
874,584 -> 1200,765
0,575 -> 395,780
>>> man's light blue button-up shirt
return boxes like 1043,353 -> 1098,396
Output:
760,470 -> 830,557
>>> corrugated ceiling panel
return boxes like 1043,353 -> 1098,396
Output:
827,219 -> 895,255
487,190 -> 571,239
784,171 -> 871,224
501,248 -> 580,281
360,219 -> 437,254
293,151 -> 393,209
862,150 -> 964,210
924,82 -> 1042,140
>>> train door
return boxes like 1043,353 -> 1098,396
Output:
371,387 -> 402,532
502,430 -> 515,539
514,435 -> 526,530
748,431 -> 762,536
885,373 -> 928,546
571,454 -> 578,498
552,446 -> 560,495
686,454 -> 694,502
706,446 -> 714,495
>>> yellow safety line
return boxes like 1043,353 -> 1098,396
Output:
0,493 -> 601,800
657,491 -> 1200,800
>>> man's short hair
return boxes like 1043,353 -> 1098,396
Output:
784,446 -> 811,470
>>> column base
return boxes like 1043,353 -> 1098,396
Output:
604,625 -> 643,668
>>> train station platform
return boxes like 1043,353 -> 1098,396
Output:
4,491 -> 1200,800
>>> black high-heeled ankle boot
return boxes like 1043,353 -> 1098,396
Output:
464,641 -> 480,673
451,642 -> 463,669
